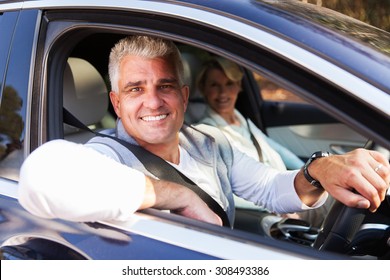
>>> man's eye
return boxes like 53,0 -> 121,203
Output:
159,84 -> 176,92
130,87 -> 142,92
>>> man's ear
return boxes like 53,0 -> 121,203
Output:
182,85 -> 190,112
109,91 -> 121,118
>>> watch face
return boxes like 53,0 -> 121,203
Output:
312,151 -> 329,158
304,151 -> 330,189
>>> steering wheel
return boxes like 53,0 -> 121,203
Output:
313,141 -> 390,253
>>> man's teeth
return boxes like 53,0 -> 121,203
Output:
142,114 -> 167,121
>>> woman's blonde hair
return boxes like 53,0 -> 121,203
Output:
197,57 -> 243,93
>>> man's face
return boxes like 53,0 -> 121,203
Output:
110,55 -> 189,148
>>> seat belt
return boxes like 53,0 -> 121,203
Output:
63,108 -> 231,227
246,119 -> 263,162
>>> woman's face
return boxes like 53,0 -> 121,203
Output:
203,68 -> 241,116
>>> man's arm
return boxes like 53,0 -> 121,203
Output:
295,148 -> 390,212
142,177 -> 222,225
18,139 -> 221,225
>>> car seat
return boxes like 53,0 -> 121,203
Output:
180,51 -> 207,124
63,57 -> 115,143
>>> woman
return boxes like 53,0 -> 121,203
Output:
196,57 -> 331,227
196,57 -> 304,171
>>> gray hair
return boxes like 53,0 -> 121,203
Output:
108,35 -> 184,93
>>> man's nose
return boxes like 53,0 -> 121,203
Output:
143,89 -> 164,109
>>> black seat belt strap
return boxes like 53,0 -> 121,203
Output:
98,133 -> 230,227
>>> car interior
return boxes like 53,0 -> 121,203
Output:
62,47 -> 208,142
60,32 -> 307,236
62,36 -> 260,142
53,31 -> 390,259
63,57 -> 113,143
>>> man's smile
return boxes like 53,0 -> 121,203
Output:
141,114 -> 168,122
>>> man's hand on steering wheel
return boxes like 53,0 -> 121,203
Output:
309,148 -> 390,212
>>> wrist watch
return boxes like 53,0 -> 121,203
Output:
303,151 -> 331,189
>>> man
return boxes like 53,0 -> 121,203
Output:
18,35 -> 390,227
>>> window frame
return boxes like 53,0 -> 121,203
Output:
41,9 -> 358,144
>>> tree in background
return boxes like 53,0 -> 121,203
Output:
300,0 -> 390,32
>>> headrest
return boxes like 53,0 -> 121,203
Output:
181,52 -> 203,101
63,57 -> 108,128
181,51 -> 207,123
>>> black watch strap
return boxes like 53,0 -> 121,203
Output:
303,151 -> 331,189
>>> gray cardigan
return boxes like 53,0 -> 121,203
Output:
87,120 -> 236,224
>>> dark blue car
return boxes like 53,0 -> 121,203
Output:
0,0 -> 389,260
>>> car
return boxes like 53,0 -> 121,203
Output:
0,0 -> 389,261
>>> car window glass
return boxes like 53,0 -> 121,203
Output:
0,83 -> 24,181
253,72 -> 306,103
0,13 -> 21,181
0,11 -> 36,181
0,13 -> 4,92
0,13 -> 3,84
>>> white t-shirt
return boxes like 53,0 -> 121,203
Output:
169,146 -> 228,210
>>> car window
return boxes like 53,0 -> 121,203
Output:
0,10 -> 37,181
254,72 -> 306,103
0,12 -> 21,181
